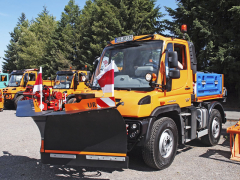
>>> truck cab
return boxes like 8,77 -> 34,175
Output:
53,70 -> 90,103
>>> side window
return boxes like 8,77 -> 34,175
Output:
166,43 -> 173,52
174,44 -> 187,70
165,43 -> 173,80
29,73 -> 36,81
0,75 -> 7,82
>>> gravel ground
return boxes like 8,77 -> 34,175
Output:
0,110 -> 239,180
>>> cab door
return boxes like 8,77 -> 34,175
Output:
24,72 -> 37,85
166,42 -> 190,92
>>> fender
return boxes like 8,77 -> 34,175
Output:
13,91 -> 24,101
143,104 -> 182,145
66,94 -> 75,102
208,101 -> 226,123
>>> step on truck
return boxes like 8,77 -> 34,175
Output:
3,69 -> 53,109
16,28 -> 227,170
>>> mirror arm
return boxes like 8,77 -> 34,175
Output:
149,82 -> 166,91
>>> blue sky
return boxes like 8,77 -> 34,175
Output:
0,0 -> 177,71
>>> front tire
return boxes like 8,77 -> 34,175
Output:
201,109 -> 222,146
142,117 -> 178,169
67,98 -> 76,104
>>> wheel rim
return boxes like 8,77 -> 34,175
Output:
212,117 -> 220,138
159,129 -> 173,158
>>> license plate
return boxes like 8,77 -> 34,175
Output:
115,35 -> 133,43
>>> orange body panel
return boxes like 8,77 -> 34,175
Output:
0,90 -> 3,111
65,97 -> 115,111
227,121 -> 240,161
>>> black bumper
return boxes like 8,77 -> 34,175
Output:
41,153 -> 129,169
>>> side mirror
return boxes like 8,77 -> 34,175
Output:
93,57 -> 99,72
24,75 -> 28,82
168,51 -> 178,68
4,82 -> 6,86
23,75 -> 28,87
74,73 -> 79,89
169,69 -> 180,79
87,71 -> 92,81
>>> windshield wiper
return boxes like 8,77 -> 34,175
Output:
114,87 -> 131,91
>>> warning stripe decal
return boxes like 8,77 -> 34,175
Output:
96,97 -> 116,108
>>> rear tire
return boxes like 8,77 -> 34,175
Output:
67,98 -> 76,104
14,95 -> 24,109
142,117 -> 178,169
201,109 -> 222,146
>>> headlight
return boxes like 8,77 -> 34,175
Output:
145,73 -> 152,82
145,73 -> 157,82
126,122 -> 141,139
132,124 -> 137,129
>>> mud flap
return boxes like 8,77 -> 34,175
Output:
16,100 -> 128,168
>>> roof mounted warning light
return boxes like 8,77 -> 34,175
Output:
181,24 -> 187,33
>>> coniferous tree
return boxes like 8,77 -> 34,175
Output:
165,0 -> 240,102
78,0 -> 164,69
2,13 -> 29,72
17,7 -> 58,78
57,0 -> 81,69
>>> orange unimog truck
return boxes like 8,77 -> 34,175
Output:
52,70 -> 90,104
3,69 -> 53,109
16,28 -> 227,170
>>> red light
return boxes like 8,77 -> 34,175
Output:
181,24 -> 187,33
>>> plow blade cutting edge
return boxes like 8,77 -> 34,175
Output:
16,99 -> 129,168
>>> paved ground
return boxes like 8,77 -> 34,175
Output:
0,110 -> 240,180
225,109 -> 240,121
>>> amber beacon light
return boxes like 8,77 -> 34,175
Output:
181,24 -> 187,33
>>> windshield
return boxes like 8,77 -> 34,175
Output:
93,40 -> 163,90
53,74 -> 73,89
8,74 -> 23,87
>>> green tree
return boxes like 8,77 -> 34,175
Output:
2,13 -> 29,72
57,0 -> 81,70
17,7 -> 59,78
165,0 -> 240,101
78,0 -> 164,69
